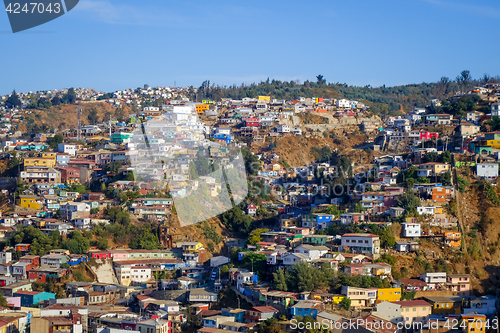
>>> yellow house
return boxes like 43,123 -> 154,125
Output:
258,96 -> 271,101
18,195 -> 43,210
423,296 -> 462,315
195,104 -> 209,114
462,313 -> 487,333
41,152 -> 57,161
418,162 -> 450,176
281,219 -> 298,228
377,288 -> 401,302
24,157 -> 56,168
272,164 -> 281,171
179,242 -> 204,253
486,140 -> 500,148
434,206 -> 444,214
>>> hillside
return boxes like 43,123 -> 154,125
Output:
19,102 -> 132,133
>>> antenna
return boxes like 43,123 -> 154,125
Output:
76,103 -> 82,141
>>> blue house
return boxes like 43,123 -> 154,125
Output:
213,133 -> 231,144
301,213 -> 335,229
290,300 -> 323,319
14,291 -> 55,307
221,308 -> 246,323
57,154 -> 70,166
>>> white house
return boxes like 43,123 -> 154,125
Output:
420,272 -> 446,284
491,103 -> 500,117
282,253 -> 310,266
294,245 -> 329,260
336,99 -> 350,109
236,271 -> 256,291
72,218 -> 92,230
341,233 -> 380,254
463,295 -> 498,315
277,124 -> 290,133
60,202 -> 91,220
58,144 -> 77,156
417,206 -> 435,216
401,223 -> 421,238
131,266 -> 152,283
476,163 -> 498,178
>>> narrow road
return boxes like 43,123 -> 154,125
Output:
451,153 -> 467,253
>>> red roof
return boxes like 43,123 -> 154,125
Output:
249,306 -> 278,313
13,291 -> 40,295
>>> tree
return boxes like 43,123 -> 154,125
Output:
61,231 -> 90,254
0,293 -> 9,307
87,107 -> 99,125
195,155 -> 211,176
424,152 -> 438,163
189,161 -> 199,179
456,70 -> 472,92
48,134 -> 64,149
490,116 -> 500,131
440,151 -> 452,163
247,228 -> 269,245
51,96 -> 61,106
66,88 -> 77,104
316,75 -> 326,85
105,161 -> 122,173
97,237 -> 108,250
440,172 -> 452,186
5,90 -> 22,109
128,227 -> 159,250
398,192 -> 421,211
341,297 -> 351,310
273,268 -> 288,291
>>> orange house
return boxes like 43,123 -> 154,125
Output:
444,231 -> 461,247
315,108 -> 327,113
431,187 -> 452,202
15,244 -> 31,252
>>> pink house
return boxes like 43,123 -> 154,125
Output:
109,250 -> 129,261
6,297 -> 21,307
446,274 -> 470,292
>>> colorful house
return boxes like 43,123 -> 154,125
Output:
24,157 -> 56,168
444,231 -> 461,247
88,251 -> 112,259
290,300 -> 324,319
13,290 -> 55,306
18,195 -> 44,210
422,296 -> 463,316
461,313 -> 487,333
376,288 -> 402,303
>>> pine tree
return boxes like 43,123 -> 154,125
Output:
273,268 -> 288,291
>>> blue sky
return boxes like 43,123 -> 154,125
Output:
1,0 -> 500,95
